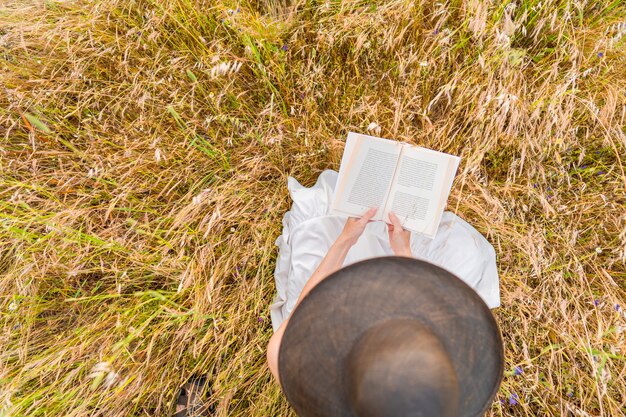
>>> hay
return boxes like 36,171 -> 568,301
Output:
1,0 -> 624,415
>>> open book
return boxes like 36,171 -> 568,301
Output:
330,132 -> 460,238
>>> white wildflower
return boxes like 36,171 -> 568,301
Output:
595,247 -> 602,254
600,367 -> 610,393
608,20 -> 626,46
8,302 -> 17,311
419,61 -> 429,67
87,167 -> 101,178
88,361 -> 120,389
0,395 -> 13,415
9,191 -> 21,203
192,189 -> 211,205
478,54 -> 485,69
210,61 -> 242,78
155,148 -> 163,163
88,361 -> 110,377
367,122 -> 381,135
505,1 -> 517,13
503,8 -> 516,36
495,29 -> 511,47
104,371 -> 119,388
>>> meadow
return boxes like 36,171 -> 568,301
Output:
1,0 -> 625,415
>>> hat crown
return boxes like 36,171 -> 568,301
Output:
345,318 -> 459,417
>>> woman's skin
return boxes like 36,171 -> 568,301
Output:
266,208 -> 412,383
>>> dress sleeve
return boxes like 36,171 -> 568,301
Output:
475,243 -> 501,309
270,170 -> 341,332
412,212 -> 501,309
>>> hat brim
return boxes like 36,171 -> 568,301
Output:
279,256 -> 503,417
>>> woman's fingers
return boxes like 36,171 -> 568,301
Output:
389,211 -> 403,230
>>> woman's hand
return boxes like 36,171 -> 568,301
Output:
387,211 -> 412,257
339,207 -> 378,247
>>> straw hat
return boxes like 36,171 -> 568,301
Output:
278,257 -> 503,417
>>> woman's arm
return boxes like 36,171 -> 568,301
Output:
266,207 -> 378,384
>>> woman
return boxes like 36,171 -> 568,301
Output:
175,169 -> 500,415
267,169 -> 500,383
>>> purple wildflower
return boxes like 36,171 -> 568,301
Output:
597,170 -> 605,175
514,366 -> 523,376
258,317 -> 264,323
567,391 -> 574,398
236,8 -> 241,13
580,165 -> 587,169
434,28 -> 440,35
598,52 -> 604,58
262,208 -> 268,214
281,44 -> 288,51
509,393 -> 519,405
616,304 -> 620,311
594,299 -> 600,306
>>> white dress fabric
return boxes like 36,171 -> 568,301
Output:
270,169 -> 500,332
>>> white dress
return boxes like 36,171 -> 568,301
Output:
270,169 -> 500,331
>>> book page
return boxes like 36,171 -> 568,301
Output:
330,132 -> 402,221
382,145 -> 459,237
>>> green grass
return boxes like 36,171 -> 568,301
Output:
1,0 -> 625,415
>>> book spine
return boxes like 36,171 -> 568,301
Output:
381,143 -> 407,219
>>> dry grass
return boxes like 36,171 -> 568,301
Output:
1,0 -> 625,415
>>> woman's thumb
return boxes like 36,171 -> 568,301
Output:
360,207 -> 377,223
389,211 -> 402,229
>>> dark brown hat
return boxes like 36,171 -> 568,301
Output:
278,257 -> 503,417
